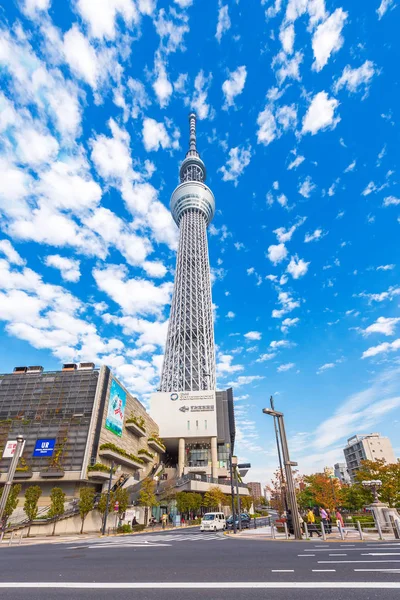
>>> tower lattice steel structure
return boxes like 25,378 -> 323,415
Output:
160,113 -> 216,392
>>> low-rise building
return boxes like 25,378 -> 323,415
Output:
0,364 -> 161,503
343,433 -> 397,482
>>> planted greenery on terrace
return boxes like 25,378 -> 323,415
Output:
126,413 -> 146,431
148,435 -> 166,451
99,443 -> 144,464
88,463 -> 115,473
138,449 -> 154,459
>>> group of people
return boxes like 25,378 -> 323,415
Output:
285,507 -> 344,537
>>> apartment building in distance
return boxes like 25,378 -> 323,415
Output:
334,462 -> 351,485
343,433 -> 397,482
247,481 -> 262,501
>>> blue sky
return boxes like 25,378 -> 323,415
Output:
0,0 -> 399,486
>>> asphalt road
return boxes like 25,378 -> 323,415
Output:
1,527 -> 400,599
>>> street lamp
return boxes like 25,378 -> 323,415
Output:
262,408 -> 302,540
362,479 -> 382,503
0,434 -> 25,526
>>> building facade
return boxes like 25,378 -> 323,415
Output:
0,364 -> 161,502
247,482 -> 262,501
343,433 -> 397,482
334,462 -> 351,485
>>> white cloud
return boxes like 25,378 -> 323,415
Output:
334,61 -> 376,95
142,261 -> 167,278
357,286 -> 400,303
270,339 -> 291,349
377,264 -> 395,271
142,117 -> 180,152
281,317 -> 299,333
272,290 -> 300,318
377,0 -> 395,19
256,353 -> 276,362
63,25 -> 99,89
0,240 -> 25,266
272,51 -> 303,86
191,70 -> 213,120
154,8 -> 190,54
256,95 -> 297,146
288,155 -> 305,170
217,354 -> 244,375
75,0 -> 139,40
317,362 -> 335,374
15,128 -> 59,167
312,8 -> 348,71
23,0 -> 50,15
274,217 -> 306,243
174,0 -> 193,7
216,4 -> 231,42
344,160 -> 356,173
267,243 -> 288,265
153,53 -> 173,108
93,264 -> 173,317
383,196 -> 400,206
227,375 -> 264,387
219,146 -> 251,185
362,338 -> 400,359
277,362 -> 295,372
298,176 -> 316,197
286,255 -> 310,279
279,24 -> 295,54
302,91 -> 340,135
244,331 -> 262,341
226,311 -> 235,319
222,66 -> 247,109
304,228 -> 324,242
44,254 -> 81,282
362,316 -> 400,337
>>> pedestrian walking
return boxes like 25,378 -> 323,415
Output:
320,507 -> 329,533
306,507 -> 321,538
161,513 -> 167,529
286,509 -> 294,536
131,516 -> 138,527
335,509 -> 344,528
326,509 -> 332,534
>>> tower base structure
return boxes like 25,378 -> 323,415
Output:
149,388 -> 249,496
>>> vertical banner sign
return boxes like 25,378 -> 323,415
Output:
105,379 -> 127,437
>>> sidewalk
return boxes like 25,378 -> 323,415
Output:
228,524 -> 400,543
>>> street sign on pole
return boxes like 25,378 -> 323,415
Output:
2,440 -> 25,459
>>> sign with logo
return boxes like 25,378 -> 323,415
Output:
2,440 -> 26,459
105,379 -> 127,437
32,439 -> 56,457
150,390 -> 217,439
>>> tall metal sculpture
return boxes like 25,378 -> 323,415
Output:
160,113 -> 216,392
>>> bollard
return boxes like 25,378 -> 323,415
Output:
271,522 -> 276,539
284,522 -> 289,540
304,522 -> 309,539
376,518 -> 384,541
8,531 -> 14,547
395,520 -> 400,540
320,521 -> 326,541
356,520 -> 364,541
18,531 -> 23,545
254,517 -> 257,529
338,522 -> 345,540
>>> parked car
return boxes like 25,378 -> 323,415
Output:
226,513 -> 251,529
200,512 -> 226,531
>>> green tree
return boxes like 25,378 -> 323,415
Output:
24,485 -> 42,536
78,487 -> 95,534
203,486 -> 227,511
296,487 -> 316,510
97,491 -> 115,517
48,487 -> 66,536
240,495 -> 253,512
341,484 -> 373,511
355,460 -> 400,508
188,492 -> 202,516
114,487 -> 129,517
138,478 -> 157,525
0,484 -> 21,528
176,491 -> 190,515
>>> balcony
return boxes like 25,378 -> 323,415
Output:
87,470 -> 111,481
99,448 -> 143,470
148,438 -> 166,454
138,450 -> 154,464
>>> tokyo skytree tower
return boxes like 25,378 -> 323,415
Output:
160,113 -> 216,392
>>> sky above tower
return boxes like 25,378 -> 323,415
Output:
0,0 -> 399,486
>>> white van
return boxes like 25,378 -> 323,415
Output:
200,512 -> 226,532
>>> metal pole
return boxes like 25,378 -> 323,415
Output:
376,518 -> 384,541
270,396 -> 288,513
0,435 -> 24,525
338,522 -> 345,540
321,520 -> 326,541
235,467 -> 242,531
101,461 -> 114,536
228,447 -> 237,534
356,520 -> 364,540
276,416 -> 302,540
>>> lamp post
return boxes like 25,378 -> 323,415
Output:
262,408 -> 302,540
0,435 -> 25,525
362,479 -> 382,503
101,461 -> 114,535
270,395 -> 288,513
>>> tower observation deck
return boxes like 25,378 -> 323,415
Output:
160,113 -> 216,392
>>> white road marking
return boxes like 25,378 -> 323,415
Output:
271,570 -> 294,573
0,582 -> 400,589
312,570 -> 336,572
88,543 -> 172,548
319,560 -> 400,564
298,554 -> 315,557
303,547 -> 400,552
329,554 -> 347,556
362,553 -> 400,556
342,545 -> 355,547
354,569 -> 400,573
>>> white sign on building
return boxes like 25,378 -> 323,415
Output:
2,439 -> 25,459
150,390 -> 217,439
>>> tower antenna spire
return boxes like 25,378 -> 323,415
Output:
187,112 -> 199,158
